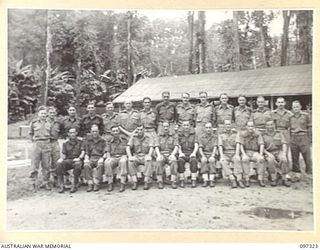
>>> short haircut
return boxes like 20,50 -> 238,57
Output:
87,102 -> 95,107
276,97 -> 285,102
68,127 -> 78,133
238,94 -> 246,99
143,97 -> 151,102
205,122 -> 212,127
106,102 -> 113,107
111,125 -> 120,130
91,124 -> 99,130
47,106 -> 56,112
38,106 -> 47,112
182,93 -> 190,98
292,100 -> 301,106
68,105 -> 76,110
224,119 -> 232,124
162,91 -> 170,96
256,96 -> 265,101
199,91 -> 208,96
219,93 -> 228,98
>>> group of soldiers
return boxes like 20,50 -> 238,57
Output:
29,91 -> 312,194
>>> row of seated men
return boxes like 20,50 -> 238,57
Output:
29,92 -> 312,193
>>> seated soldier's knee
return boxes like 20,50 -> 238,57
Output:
119,157 -> 127,164
201,157 -> 207,163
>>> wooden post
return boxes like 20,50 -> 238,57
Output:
270,96 -> 274,110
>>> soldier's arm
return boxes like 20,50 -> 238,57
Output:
155,146 -> 161,158
119,126 -> 132,137
307,113 -> 312,140
219,145 -> 224,158
212,146 -> 217,157
147,147 -> 154,158
258,133 -> 264,155
199,146 -> 205,158
190,142 -> 199,157
126,136 -> 134,158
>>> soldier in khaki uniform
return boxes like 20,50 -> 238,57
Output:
198,122 -> 218,187
56,127 -> 85,193
101,102 -> 120,142
155,91 -> 176,135
176,93 -> 195,132
61,106 -> 81,139
234,95 -> 252,131
194,91 -> 216,137
29,106 -> 52,190
47,106 -> 62,186
290,100 -> 312,181
251,96 -> 272,133
119,100 -> 140,137
271,97 -> 293,145
126,125 -> 155,190
237,121 -> 266,187
140,97 -> 158,141
83,124 -> 107,192
262,120 -> 290,187
177,121 -> 199,188
80,103 -> 104,137
215,93 -> 234,133
218,120 -> 244,188
155,121 -> 179,189
104,126 -> 128,192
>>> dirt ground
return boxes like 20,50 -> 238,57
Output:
6,164 -> 314,231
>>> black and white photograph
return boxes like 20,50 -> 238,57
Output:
6,8 -> 313,231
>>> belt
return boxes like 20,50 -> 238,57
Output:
277,127 -> 289,130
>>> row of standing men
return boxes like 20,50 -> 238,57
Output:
29,92 -> 312,193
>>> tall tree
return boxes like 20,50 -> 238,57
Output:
127,11 -> 134,86
187,11 -> 194,73
232,11 -> 241,71
43,10 -> 52,106
296,10 -> 312,64
198,11 -> 206,73
280,10 -> 292,66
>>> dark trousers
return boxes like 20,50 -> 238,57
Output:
56,159 -> 82,187
177,155 -> 198,173
290,134 -> 312,174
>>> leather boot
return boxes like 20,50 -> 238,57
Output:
44,183 -> 52,191
270,180 -> 277,187
172,181 -> 177,189
119,183 -> 125,192
283,179 -> 291,187
158,182 -> 164,189
132,182 -> 137,190
209,180 -> 215,188
231,180 -> 237,188
143,182 -> 150,190
70,186 -> 77,193
58,186 -> 64,193
180,180 -> 185,188
258,180 -> 266,187
202,181 -> 208,187
238,180 -> 245,188
244,180 -> 250,187
87,184 -> 93,192
107,183 -> 113,192
93,184 -> 100,192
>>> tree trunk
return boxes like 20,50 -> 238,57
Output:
187,11 -> 194,74
280,10 -> 292,66
75,56 -> 81,113
198,11 -> 206,73
127,12 -> 133,86
43,10 -> 52,106
296,10 -> 312,64
232,11 -> 241,71
194,19 -> 200,74
257,11 -> 268,68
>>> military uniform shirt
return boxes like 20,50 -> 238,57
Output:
262,131 -> 287,152
252,107 -> 272,129
218,130 -> 238,155
128,134 -> 154,155
215,104 -> 234,125
272,109 -> 293,130
290,111 -> 311,134
195,103 -> 216,126
234,105 -> 252,130
236,130 -> 264,152
119,110 -> 140,132
102,112 -> 120,134
198,132 -> 218,154
84,136 -> 106,157
47,117 -> 61,140
61,116 -> 81,138
29,119 -> 51,141
156,133 -> 179,154
62,138 -> 83,159
105,135 -> 128,157
178,131 -> 197,154
81,114 -> 104,136
176,103 -> 195,125
155,101 -> 176,123
140,109 -> 157,129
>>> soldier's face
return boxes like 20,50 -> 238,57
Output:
106,104 -> 114,113
182,94 -> 189,103
143,99 -> 151,109
182,122 -> 190,131
276,99 -> 285,109
224,121 -> 231,131
200,93 -> 207,104
163,123 -> 169,133
111,127 -> 120,137
48,109 -> 56,119
38,110 -> 47,120
91,127 -> 99,137
124,101 -> 133,110
220,95 -> 228,105
68,128 -> 77,139
266,121 -> 275,131
162,93 -> 170,102
137,127 -> 144,136
205,124 -> 212,133
246,122 -> 254,132
68,107 -> 76,116
87,105 -> 95,114
257,99 -> 265,108
292,103 -> 301,113
238,97 -> 246,106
